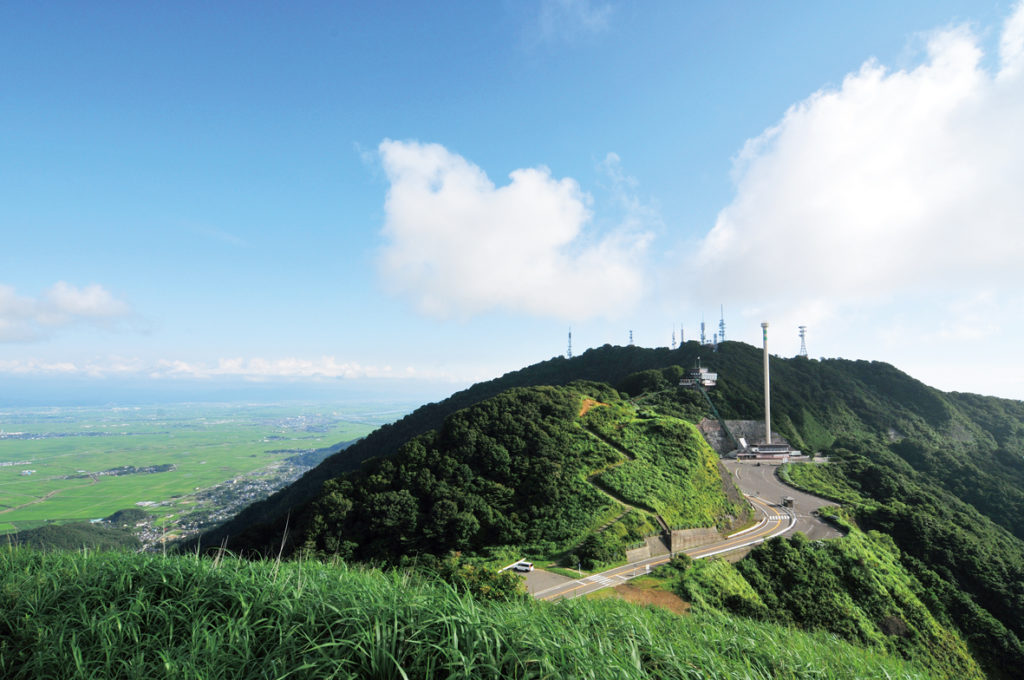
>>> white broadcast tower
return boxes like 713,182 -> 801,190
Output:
762,321 -> 771,445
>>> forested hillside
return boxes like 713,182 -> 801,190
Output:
196,343 -> 697,553
201,341 -> 1024,555
4,521 -> 139,551
260,382 -> 743,566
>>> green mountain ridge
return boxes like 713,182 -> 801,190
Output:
200,341 -> 1024,554
295,382 -> 745,567
191,340 -> 1024,678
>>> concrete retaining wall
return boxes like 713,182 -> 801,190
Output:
625,545 -> 651,563
670,527 -> 721,552
645,535 -> 669,556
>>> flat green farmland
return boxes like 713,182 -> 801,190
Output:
0,401 -> 410,533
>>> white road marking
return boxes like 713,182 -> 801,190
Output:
584,574 -> 618,587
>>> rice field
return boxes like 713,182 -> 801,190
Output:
0,401 -> 410,533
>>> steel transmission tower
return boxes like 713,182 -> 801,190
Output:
567,328 -> 573,359
798,326 -> 808,357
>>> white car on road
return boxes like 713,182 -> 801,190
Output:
513,561 -> 534,572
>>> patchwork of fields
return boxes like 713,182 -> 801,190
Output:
0,401 -> 411,537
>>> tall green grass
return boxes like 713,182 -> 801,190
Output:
0,546 -> 929,679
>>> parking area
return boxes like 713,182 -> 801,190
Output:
722,459 -> 843,540
521,568 -> 575,595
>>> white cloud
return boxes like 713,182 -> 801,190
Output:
151,357 -> 392,381
697,18 -> 1024,300
687,5 -> 1023,354
0,282 -> 132,341
0,286 -> 38,341
537,0 -> 612,43
0,356 -> 466,383
377,139 -> 650,321
0,359 -> 81,375
40,281 -> 131,325
680,3 -> 1024,399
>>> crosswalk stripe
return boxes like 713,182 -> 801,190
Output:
584,575 -> 617,586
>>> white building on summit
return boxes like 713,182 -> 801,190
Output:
678,362 -> 717,388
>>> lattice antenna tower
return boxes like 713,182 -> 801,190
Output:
671,328 -> 676,349
798,326 -> 808,357
680,324 -> 684,344
629,330 -> 634,346
567,328 -> 573,359
700,316 -> 706,345
719,305 -> 726,343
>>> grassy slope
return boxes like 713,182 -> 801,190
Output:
0,546 -> 930,680
584,406 -> 741,530
736,528 -> 984,680
653,518 -> 990,680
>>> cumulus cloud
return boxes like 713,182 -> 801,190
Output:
0,282 -> 131,341
684,3 -> 1024,397
694,5 -> 1024,311
377,139 -> 650,320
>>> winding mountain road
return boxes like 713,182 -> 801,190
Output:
530,460 -> 840,600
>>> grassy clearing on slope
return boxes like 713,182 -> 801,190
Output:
0,547 -> 930,680
779,462 -> 865,504
587,410 -> 742,529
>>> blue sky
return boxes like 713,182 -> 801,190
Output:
2,1 -> 1023,402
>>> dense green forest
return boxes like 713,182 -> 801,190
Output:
4,521 -> 139,551
193,340 -> 1024,678
196,343 -> 708,554
665,521 -> 985,680
293,382 -> 744,567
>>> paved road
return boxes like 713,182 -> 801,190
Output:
721,459 -> 842,541
530,461 -> 840,600
532,494 -> 794,600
